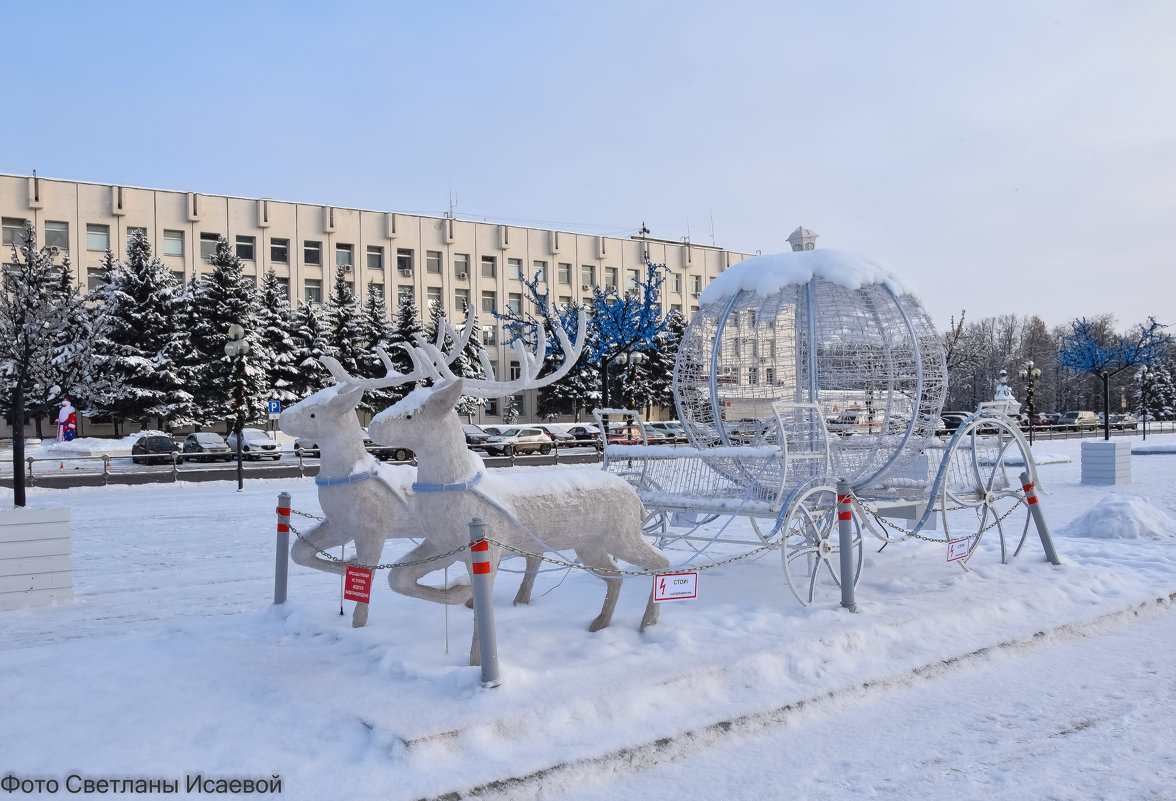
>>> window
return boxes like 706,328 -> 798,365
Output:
507,258 -> 523,280
557,262 -> 571,284
200,232 -> 219,260
481,255 -> 496,278
396,248 -> 414,273
481,290 -> 497,314
454,253 -> 470,277
691,275 -> 702,294
507,292 -> 523,314
336,243 -> 353,269
426,250 -> 442,274
627,269 -> 639,292
44,221 -> 69,251
87,224 -> 111,252
365,245 -> 384,270
236,235 -> 256,260
304,240 -> 322,266
454,288 -> 470,311
270,238 -> 288,263
671,303 -> 682,314
125,226 -> 147,249
304,278 -> 322,304
426,286 -> 443,311
672,272 -> 682,293
2,218 -> 28,247
163,229 -> 184,257
748,367 -> 759,386
558,295 -> 572,307
276,277 -> 290,300
485,398 -> 498,416
604,266 -> 618,288
481,327 -> 497,346
766,367 -> 777,385
398,286 -> 415,303
581,264 -> 595,287
170,270 -> 185,284
86,268 -> 104,291
532,260 -> 547,282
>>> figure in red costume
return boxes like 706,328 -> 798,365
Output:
56,399 -> 77,442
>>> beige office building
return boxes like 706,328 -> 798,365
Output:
1,172 -> 753,425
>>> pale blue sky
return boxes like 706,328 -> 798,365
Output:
6,0 -> 1174,330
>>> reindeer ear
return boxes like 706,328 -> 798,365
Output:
431,379 -> 465,410
333,383 -> 364,408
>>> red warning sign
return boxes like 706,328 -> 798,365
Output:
344,566 -> 373,603
653,572 -> 698,603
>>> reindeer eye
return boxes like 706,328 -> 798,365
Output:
405,414 -> 413,420
309,413 -> 316,419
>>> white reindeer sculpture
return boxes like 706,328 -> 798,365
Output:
364,308 -> 670,665
277,320 -> 482,628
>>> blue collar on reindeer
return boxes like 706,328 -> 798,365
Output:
315,461 -> 380,487
412,472 -> 484,493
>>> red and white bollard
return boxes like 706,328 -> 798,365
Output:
836,479 -> 857,612
1019,471 -> 1061,565
468,517 -> 500,687
274,491 -> 291,604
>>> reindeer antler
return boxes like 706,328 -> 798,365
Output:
415,298 -> 587,399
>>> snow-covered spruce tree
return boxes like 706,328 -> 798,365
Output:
1,222 -> 92,506
187,237 -> 266,430
586,261 -> 667,413
85,230 -> 193,432
287,301 -> 332,399
386,292 -> 426,404
633,307 -> 683,417
354,280 -> 396,414
325,263 -> 364,382
257,268 -> 301,406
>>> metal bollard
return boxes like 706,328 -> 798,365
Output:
275,491 -> 291,604
468,517 -> 501,687
1020,471 -> 1061,566
836,479 -> 858,612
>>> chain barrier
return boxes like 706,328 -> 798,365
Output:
857,493 -> 1027,544
287,519 -> 471,571
483,535 -> 783,577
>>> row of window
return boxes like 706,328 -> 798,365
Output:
3,217 -> 707,295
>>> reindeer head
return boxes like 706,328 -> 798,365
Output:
278,382 -> 364,440
369,379 -> 466,453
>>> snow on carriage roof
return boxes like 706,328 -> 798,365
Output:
699,249 -> 907,304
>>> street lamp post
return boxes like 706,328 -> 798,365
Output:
1019,360 -> 1042,445
1136,365 -> 1149,442
225,324 -> 250,491
600,350 -> 646,435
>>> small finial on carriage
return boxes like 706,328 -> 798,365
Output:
787,226 -> 819,252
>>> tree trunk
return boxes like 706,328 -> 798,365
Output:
1102,372 -> 1111,441
12,383 -> 27,507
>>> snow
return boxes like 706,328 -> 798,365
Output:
700,249 -> 908,304
3,434 -> 1176,799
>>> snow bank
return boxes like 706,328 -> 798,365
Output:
700,249 -> 907,304
1060,494 -> 1176,540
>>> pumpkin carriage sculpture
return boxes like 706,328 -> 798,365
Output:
599,241 -> 1060,605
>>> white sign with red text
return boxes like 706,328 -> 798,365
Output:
653,572 -> 698,603
947,538 -> 971,562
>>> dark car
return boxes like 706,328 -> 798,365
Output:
361,428 -> 413,462
132,434 -> 181,465
565,425 -> 603,449
463,423 -> 490,451
1027,413 -> 1053,428
182,432 -> 232,462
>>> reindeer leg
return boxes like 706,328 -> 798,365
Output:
388,539 -> 473,606
349,530 -> 388,628
512,554 -> 543,606
577,549 -> 622,632
640,580 -> 660,631
290,518 -> 354,577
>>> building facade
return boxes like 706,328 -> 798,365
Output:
1,172 -> 754,429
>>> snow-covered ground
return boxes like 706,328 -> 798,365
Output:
2,434 -> 1175,799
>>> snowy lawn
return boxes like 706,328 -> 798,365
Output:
2,434 -> 1175,799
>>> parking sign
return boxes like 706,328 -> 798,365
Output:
268,399 -> 280,419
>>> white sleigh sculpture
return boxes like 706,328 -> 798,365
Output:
361,307 -> 670,665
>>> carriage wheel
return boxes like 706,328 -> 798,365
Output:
939,414 -> 1035,567
781,484 -> 863,606
641,507 -> 670,545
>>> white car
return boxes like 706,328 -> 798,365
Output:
484,427 -> 552,456
226,428 -> 282,460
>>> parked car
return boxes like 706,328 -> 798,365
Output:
182,432 -> 232,462
939,412 -> 971,432
226,428 -> 282,460
1110,413 -> 1138,430
646,421 -> 687,443
131,434 -> 181,465
1027,413 -> 1053,428
1056,411 -> 1099,431
463,423 -> 490,451
1044,412 -> 1061,425
565,424 -> 603,449
481,425 -> 508,437
361,428 -> 413,462
607,424 -> 655,445
484,427 -> 552,456
826,409 -> 882,436
534,424 -> 575,445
